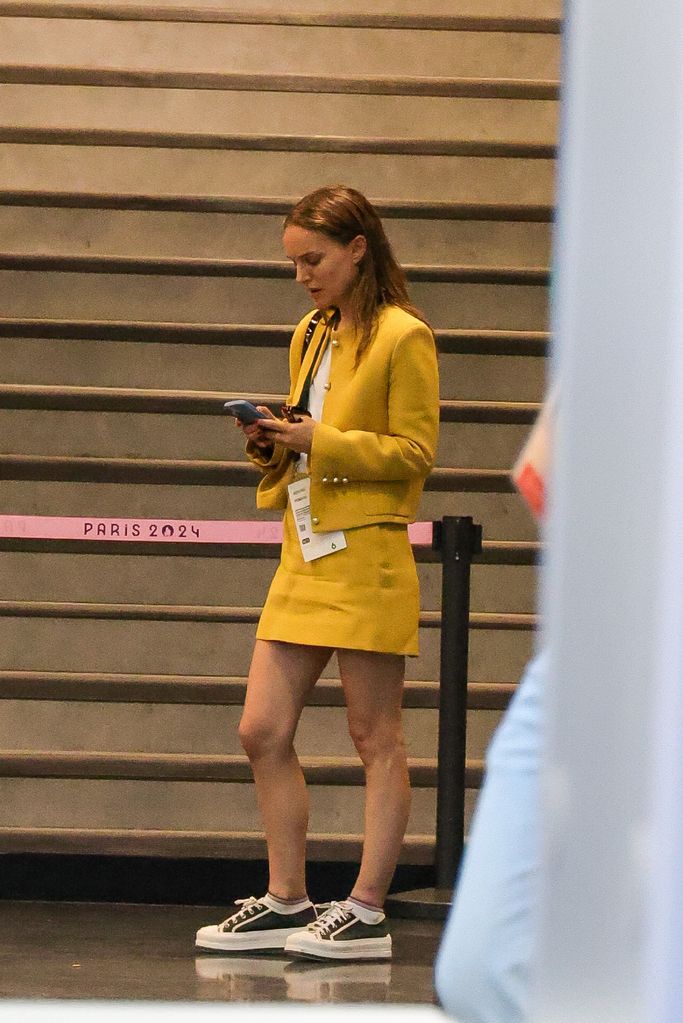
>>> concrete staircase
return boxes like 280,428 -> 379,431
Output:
0,0 -> 554,866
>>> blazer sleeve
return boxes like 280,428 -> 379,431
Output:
245,437 -> 284,471
310,324 -> 439,482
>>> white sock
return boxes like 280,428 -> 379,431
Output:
347,896 -> 385,923
264,892 -> 312,914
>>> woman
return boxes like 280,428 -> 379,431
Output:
196,185 -> 440,961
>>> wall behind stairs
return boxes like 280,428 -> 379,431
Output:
0,0 -> 557,867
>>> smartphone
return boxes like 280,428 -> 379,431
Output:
223,399 -> 269,424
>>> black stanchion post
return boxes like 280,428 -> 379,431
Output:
435,515 -> 483,889
386,516 -> 482,920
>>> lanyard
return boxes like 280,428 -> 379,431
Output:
292,309 -> 338,413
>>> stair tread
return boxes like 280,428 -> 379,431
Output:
0,127 -> 556,162
0,598 -> 537,628
0,3 -> 562,32
0,748 -> 486,787
0,825 -> 436,862
0,251 -> 551,281
0,66 -> 560,99
0,455 -> 519,492
0,670 -> 518,709
0,317 -> 551,347
0,382 -> 542,423
0,192 -> 555,220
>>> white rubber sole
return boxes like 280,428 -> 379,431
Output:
284,934 -> 392,961
195,925 -> 308,952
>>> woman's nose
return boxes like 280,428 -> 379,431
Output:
295,264 -> 310,283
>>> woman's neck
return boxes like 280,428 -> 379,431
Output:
336,303 -> 354,333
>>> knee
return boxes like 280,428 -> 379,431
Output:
347,717 -> 405,766
238,715 -> 294,761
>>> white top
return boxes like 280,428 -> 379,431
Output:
296,338 -> 333,474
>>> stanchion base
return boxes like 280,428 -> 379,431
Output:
384,886 -> 452,920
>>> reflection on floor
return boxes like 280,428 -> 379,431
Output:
195,953 -> 395,1003
0,901 -> 444,1005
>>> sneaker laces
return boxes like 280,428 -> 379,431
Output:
307,900 -> 354,936
218,896 -> 265,931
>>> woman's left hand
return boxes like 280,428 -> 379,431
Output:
258,415 -> 317,454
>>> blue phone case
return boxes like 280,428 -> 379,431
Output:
223,400 -> 268,424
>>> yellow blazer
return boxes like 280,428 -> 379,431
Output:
247,304 -> 440,532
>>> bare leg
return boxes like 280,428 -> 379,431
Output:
337,648 -> 410,908
239,639 -> 332,901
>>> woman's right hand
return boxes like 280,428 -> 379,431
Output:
236,405 -> 277,450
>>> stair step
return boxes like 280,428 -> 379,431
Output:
0,749 -> 484,787
0,825 -> 435,863
0,602 -> 535,681
0,545 -> 538,615
0,480 -> 537,542
0,670 -> 517,710
0,149 -> 556,209
0,699 -> 501,760
0,127 -> 556,161
0,208 -> 553,268
0,3 -> 561,33
0,274 -> 548,331
0,21 -> 559,81
0,338 -> 546,404
0,318 -> 551,355
0,412 -> 535,469
0,599 -> 537,630
0,775 -> 444,832
1,87 -> 558,149
0,455 -> 518,491
0,383 -> 541,424
0,252 -> 550,284
0,537 -> 539,570
0,323 -> 549,404
0,613 -> 534,681
0,191 -> 555,221
0,68 -> 559,99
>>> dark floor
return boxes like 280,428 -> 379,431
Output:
0,901 -> 444,1005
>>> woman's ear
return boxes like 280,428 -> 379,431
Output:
350,234 -> 368,265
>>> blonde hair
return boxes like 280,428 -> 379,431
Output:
284,184 -> 431,365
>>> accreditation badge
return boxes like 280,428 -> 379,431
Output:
287,477 -> 347,562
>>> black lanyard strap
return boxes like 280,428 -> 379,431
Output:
293,309 -> 338,413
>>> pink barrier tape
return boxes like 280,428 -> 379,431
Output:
0,515 -> 434,546
409,521 -> 434,545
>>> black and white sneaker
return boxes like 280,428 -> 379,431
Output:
195,894 -> 317,952
285,900 -> 392,961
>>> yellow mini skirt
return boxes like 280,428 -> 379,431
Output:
256,501 -> 420,656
